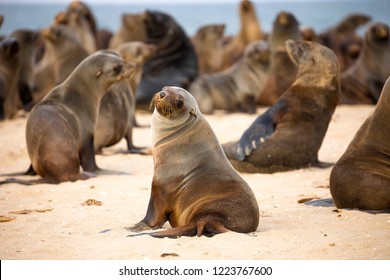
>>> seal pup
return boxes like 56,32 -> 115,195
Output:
222,0 -> 264,69
128,86 -> 259,238
0,37 -> 20,120
94,42 -> 156,153
340,22 -> 390,104
135,10 -> 198,111
330,77 -> 390,210
223,40 -> 340,173
189,40 -> 270,114
257,11 -> 301,106
26,50 -> 134,183
192,24 -> 225,74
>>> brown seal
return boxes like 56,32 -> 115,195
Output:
257,11 -> 301,106
189,40 -> 270,114
223,40 -> 340,173
340,22 -> 390,104
94,42 -> 156,153
222,0 -> 265,69
32,24 -> 89,103
0,37 -> 20,120
26,50 -> 134,183
128,86 -> 259,238
109,13 -> 146,49
192,24 -> 225,74
319,13 -> 371,72
330,77 -> 390,210
9,29 -> 42,112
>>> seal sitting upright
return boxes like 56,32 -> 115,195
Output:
223,40 -> 340,173
135,10 -> 198,111
129,86 -> 259,238
330,77 -> 390,210
26,50 -> 134,183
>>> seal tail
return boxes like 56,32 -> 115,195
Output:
128,221 -> 230,239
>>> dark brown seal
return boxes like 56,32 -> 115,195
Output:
223,40 -> 340,173
135,10 -> 198,111
340,22 -> 390,104
330,77 -> 390,210
128,86 -> 259,238
189,40 -> 270,114
26,50 -> 134,183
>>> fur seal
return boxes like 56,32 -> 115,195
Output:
0,37 -> 20,120
319,13 -> 371,72
128,86 -> 259,238
223,40 -> 340,173
257,11 -> 301,106
26,50 -> 134,183
135,10 -> 198,111
330,77 -> 390,210
340,22 -> 390,104
32,24 -> 89,103
94,42 -> 156,153
54,9 -> 96,54
189,40 -> 270,114
9,29 -> 42,112
222,0 -> 264,69
192,24 -> 225,74
109,13 -> 146,49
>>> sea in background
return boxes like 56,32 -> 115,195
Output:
0,0 -> 389,37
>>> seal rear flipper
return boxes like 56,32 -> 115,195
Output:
128,221 -> 229,239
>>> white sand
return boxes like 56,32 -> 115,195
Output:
0,105 -> 389,260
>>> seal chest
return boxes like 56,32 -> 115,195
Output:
129,86 -> 259,238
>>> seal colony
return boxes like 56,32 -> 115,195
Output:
129,86 -> 259,238
0,0 -> 389,245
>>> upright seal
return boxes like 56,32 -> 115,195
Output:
330,77 -> 390,210
26,50 -> 134,183
129,86 -> 259,238
223,40 -> 340,173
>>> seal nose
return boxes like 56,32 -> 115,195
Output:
159,91 -> 166,98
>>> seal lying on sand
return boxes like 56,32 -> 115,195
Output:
223,40 -> 340,173
330,77 -> 390,210
128,86 -> 259,238
189,40 -> 271,114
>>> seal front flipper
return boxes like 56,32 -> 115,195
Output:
235,100 -> 287,161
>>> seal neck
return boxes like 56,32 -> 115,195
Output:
152,109 -> 198,147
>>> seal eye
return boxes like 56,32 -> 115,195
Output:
176,100 -> 184,109
113,65 -> 123,75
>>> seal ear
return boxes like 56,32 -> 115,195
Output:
96,69 -> 103,77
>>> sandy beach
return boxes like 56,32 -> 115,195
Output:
0,104 -> 389,260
